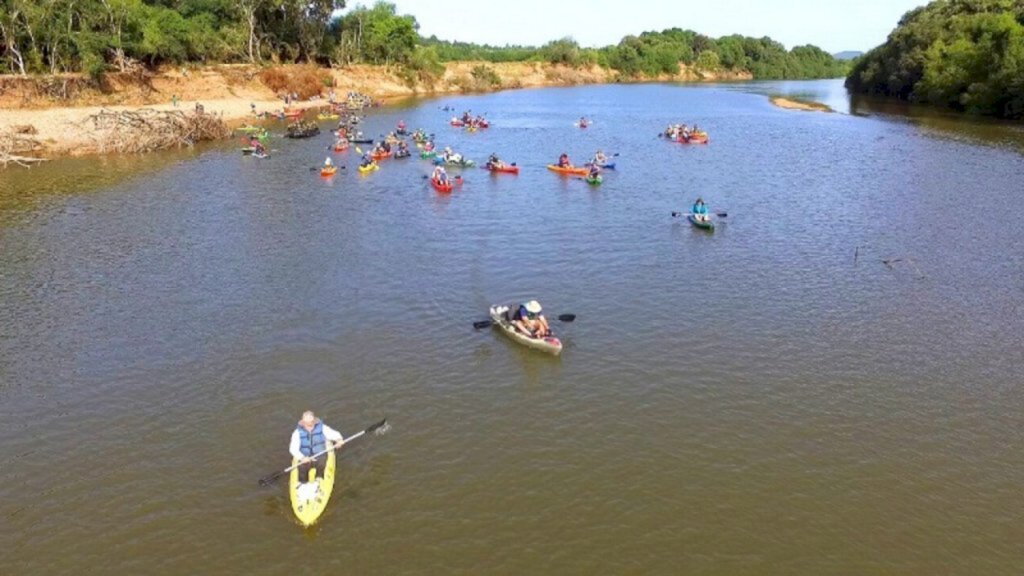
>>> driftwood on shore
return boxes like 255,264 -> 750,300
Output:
0,128 -> 47,168
79,108 -> 231,154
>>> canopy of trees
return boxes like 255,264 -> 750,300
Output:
846,0 -> 1024,118
0,0 -> 849,83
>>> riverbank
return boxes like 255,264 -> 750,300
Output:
770,96 -> 833,113
0,62 -> 750,160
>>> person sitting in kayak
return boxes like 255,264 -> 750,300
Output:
397,120 -> 406,132
323,157 -> 334,168
442,146 -> 462,164
249,136 -> 266,155
588,164 -> 601,179
557,153 -> 571,168
512,300 -> 551,338
692,198 -> 710,222
289,411 -> 344,485
462,111 -> 472,123
381,141 -> 392,154
592,150 -> 608,166
487,153 -> 504,169
360,153 -> 374,168
397,141 -> 409,155
423,140 -> 435,152
579,116 -> 588,125
432,165 -> 450,185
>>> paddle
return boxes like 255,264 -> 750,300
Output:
672,211 -> 728,218
258,418 -> 389,486
309,165 -> 346,171
473,313 -> 576,330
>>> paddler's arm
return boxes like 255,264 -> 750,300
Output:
322,424 -> 345,450
289,429 -> 310,463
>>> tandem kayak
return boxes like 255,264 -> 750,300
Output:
320,166 -> 338,177
289,450 -> 336,527
358,163 -> 378,174
485,162 -> 519,174
547,164 -> 589,176
431,177 -> 454,193
688,214 -> 714,231
489,305 -> 563,355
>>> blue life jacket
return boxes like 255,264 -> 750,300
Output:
693,203 -> 708,216
296,422 -> 326,457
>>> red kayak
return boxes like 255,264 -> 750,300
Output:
450,118 -> 465,127
431,177 -> 454,193
371,150 -> 392,160
486,162 -> 519,174
679,133 -> 709,144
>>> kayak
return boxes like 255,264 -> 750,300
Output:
547,164 -> 589,176
283,110 -> 303,118
253,152 -> 269,159
289,450 -> 336,527
488,305 -> 563,355
586,162 -> 616,170
317,113 -> 339,120
320,166 -> 338,176
688,214 -> 714,231
431,177 -> 453,193
585,175 -> 603,185
241,147 -> 256,155
358,163 -> 378,174
680,133 -> 709,144
394,150 -> 411,159
485,162 -> 519,174
370,150 -> 391,161
333,144 -> 349,152
350,138 -> 374,144
420,151 -> 436,159
450,118 -> 465,127
434,157 -> 476,168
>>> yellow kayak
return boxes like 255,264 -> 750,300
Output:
317,113 -> 340,120
358,162 -> 379,174
289,450 -> 336,527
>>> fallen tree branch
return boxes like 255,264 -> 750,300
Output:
78,108 -> 231,154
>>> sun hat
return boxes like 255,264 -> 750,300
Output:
524,300 -> 542,314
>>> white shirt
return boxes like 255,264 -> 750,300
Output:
289,423 -> 344,460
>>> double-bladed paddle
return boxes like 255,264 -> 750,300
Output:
258,418 -> 389,486
473,314 -> 576,330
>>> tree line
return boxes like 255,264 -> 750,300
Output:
846,0 -> 1024,119
0,0 -> 848,82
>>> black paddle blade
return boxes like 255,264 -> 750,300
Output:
716,212 -> 728,217
557,314 -> 576,322
473,320 -> 494,330
671,212 -> 683,217
367,418 -> 388,435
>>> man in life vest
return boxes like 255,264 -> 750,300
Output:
289,411 -> 344,484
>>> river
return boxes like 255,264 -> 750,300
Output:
1,80 -> 1022,574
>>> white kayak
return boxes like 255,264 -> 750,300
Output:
489,305 -> 563,355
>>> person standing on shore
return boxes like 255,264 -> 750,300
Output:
288,411 -> 344,484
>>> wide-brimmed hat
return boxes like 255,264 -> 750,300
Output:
524,300 -> 542,314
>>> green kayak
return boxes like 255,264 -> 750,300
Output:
688,214 -> 714,231
586,175 -> 603,185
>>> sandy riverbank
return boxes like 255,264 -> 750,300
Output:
770,96 -> 833,112
0,62 -> 751,159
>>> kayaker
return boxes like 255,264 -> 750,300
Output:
432,165 -> 449,185
424,140 -> 435,152
397,120 -> 406,132
323,157 -> 333,168
692,198 -> 710,222
488,153 -> 502,169
289,411 -> 344,485
512,300 -> 551,338
382,140 -> 392,153
360,153 -> 374,168
592,150 -> 608,166
397,141 -> 409,154
557,153 -> 571,168
588,164 -> 601,179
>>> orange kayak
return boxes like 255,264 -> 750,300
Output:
547,164 -> 588,176
320,166 -> 338,176
371,150 -> 391,160
680,133 -> 709,144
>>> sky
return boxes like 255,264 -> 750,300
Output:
371,0 -> 928,54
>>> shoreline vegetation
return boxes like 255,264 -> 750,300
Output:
846,0 -> 1024,119
770,96 -> 833,113
0,1 -> 852,163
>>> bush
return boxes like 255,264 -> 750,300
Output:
470,64 -> 501,88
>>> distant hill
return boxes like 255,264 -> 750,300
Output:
833,51 -> 863,61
